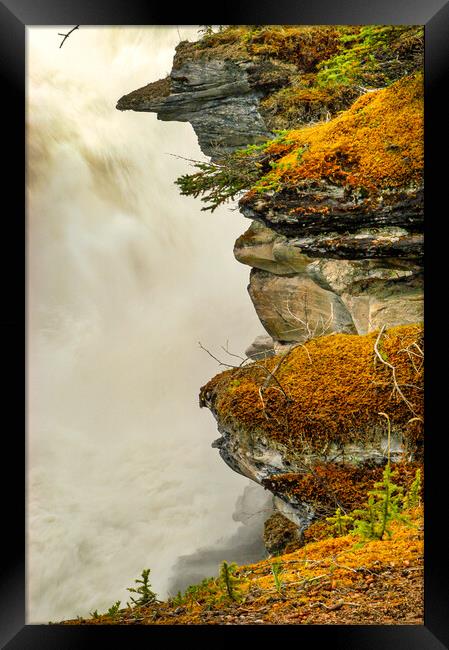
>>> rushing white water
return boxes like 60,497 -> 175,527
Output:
26,26 -> 267,623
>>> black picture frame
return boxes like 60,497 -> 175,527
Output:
2,1 -> 447,647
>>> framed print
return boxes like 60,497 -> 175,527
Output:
2,0 -> 448,647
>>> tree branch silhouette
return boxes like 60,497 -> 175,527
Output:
58,25 -> 80,49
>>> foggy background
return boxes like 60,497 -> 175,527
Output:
26,26 -> 272,623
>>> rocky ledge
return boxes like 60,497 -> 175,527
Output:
117,49 -> 286,158
200,323 -> 423,534
117,26 -> 424,550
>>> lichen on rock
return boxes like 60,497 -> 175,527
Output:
116,24 -> 425,585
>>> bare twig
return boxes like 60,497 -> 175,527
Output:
217,341 -> 292,401
198,342 -> 236,369
282,295 -> 334,343
373,325 -> 417,416
262,345 -> 293,389
398,340 -> 424,374
58,25 -> 80,48
310,600 -> 345,611
258,387 -> 269,419
221,340 -> 248,366
198,341 -> 292,418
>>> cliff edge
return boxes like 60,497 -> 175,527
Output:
117,25 -> 424,568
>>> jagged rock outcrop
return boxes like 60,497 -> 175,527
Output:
117,26 -> 424,544
200,324 -> 423,532
236,221 -> 423,338
117,46 -> 295,159
239,186 -> 423,258
234,220 -> 313,275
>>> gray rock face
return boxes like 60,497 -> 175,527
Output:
235,221 -> 423,339
342,280 -> 424,334
307,258 -> 423,335
234,220 -> 313,274
239,185 -> 423,259
248,269 -> 356,343
117,58 -> 271,160
244,334 -> 275,360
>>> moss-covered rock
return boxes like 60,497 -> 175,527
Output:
116,29 -> 425,610
200,323 -> 423,530
263,512 -> 303,555
201,323 -> 423,452
244,73 -> 423,197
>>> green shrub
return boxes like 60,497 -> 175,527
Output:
174,149 -> 265,212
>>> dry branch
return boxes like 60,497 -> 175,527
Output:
58,25 -> 80,48
373,325 -> 418,416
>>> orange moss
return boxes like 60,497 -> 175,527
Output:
263,461 -> 423,517
201,323 -> 424,450
63,506 -> 423,625
250,73 -> 423,194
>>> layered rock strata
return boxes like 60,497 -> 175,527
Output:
118,27 -> 424,545
117,53 -> 291,159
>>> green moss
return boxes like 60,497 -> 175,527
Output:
316,25 -> 423,88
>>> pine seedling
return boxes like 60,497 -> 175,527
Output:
351,413 -> 409,540
127,568 -> 158,606
219,561 -> 242,602
106,601 -> 121,617
404,468 -> 422,509
352,465 -> 406,540
326,507 -> 354,536
271,559 -> 284,594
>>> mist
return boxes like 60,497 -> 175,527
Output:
26,26 -> 267,623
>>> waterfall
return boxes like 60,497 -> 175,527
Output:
26,25 -> 266,623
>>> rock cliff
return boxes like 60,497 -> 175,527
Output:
117,26 -> 424,548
